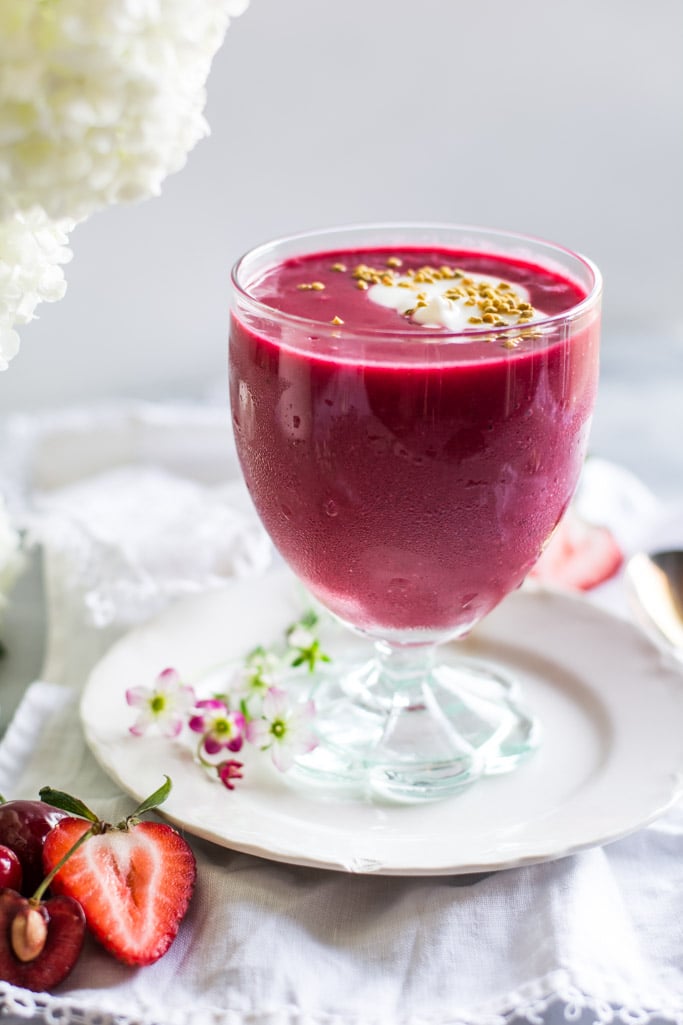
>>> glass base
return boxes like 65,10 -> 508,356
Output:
293,650 -> 541,802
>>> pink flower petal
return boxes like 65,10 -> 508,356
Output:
263,687 -> 290,720
245,718 -> 268,746
129,709 -> 155,737
157,667 -> 180,688
195,698 -> 227,712
126,686 -> 151,708
271,742 -> 296,773
178,685 -> 197,709
203,735 -> 223,755
291,700 -> 316,727
160,714 -> 185,740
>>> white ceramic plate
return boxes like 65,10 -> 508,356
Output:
81,571 -> 683,875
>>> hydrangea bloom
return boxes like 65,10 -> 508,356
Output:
0,0 -> 248,367
0,0 -> 249,222
0,209 -> 72,370
0,495 -> 24,620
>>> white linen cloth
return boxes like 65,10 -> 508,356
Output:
0,402 -> 682,1025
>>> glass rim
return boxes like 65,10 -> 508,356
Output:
230,221 -> 602,341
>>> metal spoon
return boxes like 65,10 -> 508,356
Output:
625,550 -> 683,659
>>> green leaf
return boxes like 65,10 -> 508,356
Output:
129,775 -> 172,819
39,787 -> 100,822
246,645 -> 266,664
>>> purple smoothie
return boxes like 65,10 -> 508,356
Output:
230,246 -> 599,636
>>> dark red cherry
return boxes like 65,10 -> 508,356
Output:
0,888 -> 85,991
0,801 -> 67,896
0,846 -> 22,892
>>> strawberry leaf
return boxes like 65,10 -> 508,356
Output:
39,788 -> 99,823
128,775 -> 172,821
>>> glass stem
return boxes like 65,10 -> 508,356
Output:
373,639 -> 436,707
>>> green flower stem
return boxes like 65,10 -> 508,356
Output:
196,738 -> 215,768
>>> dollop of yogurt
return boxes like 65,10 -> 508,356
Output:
367,271 -> 544,331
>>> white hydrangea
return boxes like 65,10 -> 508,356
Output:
0,0 -> 249,222
0,496 -> 24,621
0,208 -> 73,370
0,0 -> 248,369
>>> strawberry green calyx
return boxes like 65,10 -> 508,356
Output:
123,775 -> 173,828
37,789 -> 100,824
39,775 -> 172,832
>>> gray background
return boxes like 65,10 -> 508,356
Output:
2,0 -> 682,433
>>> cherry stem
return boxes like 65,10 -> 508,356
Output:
30,824 -> 97,904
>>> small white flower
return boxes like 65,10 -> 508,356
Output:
287,626 -> 316,651
246,687 -> 318,773
230,647 -> 281,703
0,496 -> 24,619
126,667 -> 196,738
0,209 -> 73,370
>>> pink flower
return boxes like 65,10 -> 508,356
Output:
189,698 -> 245,754
246,687 -> 318,772
126,668 -> 196,739
218,760 -> 244,791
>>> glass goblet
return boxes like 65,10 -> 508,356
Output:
229,224 -> 601,801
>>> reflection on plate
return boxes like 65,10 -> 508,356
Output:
81,571 -> 683,876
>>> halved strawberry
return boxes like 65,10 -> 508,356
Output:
41,779 -> 196,967
529,508 -> 624,591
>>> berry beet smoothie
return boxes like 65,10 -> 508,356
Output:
230,243 -> 599,637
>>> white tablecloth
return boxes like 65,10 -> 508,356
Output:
0,402 -> 682,1025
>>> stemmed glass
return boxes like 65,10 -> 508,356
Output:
229,224 -> 601,801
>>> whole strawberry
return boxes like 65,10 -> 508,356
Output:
41,777 -> 196,967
